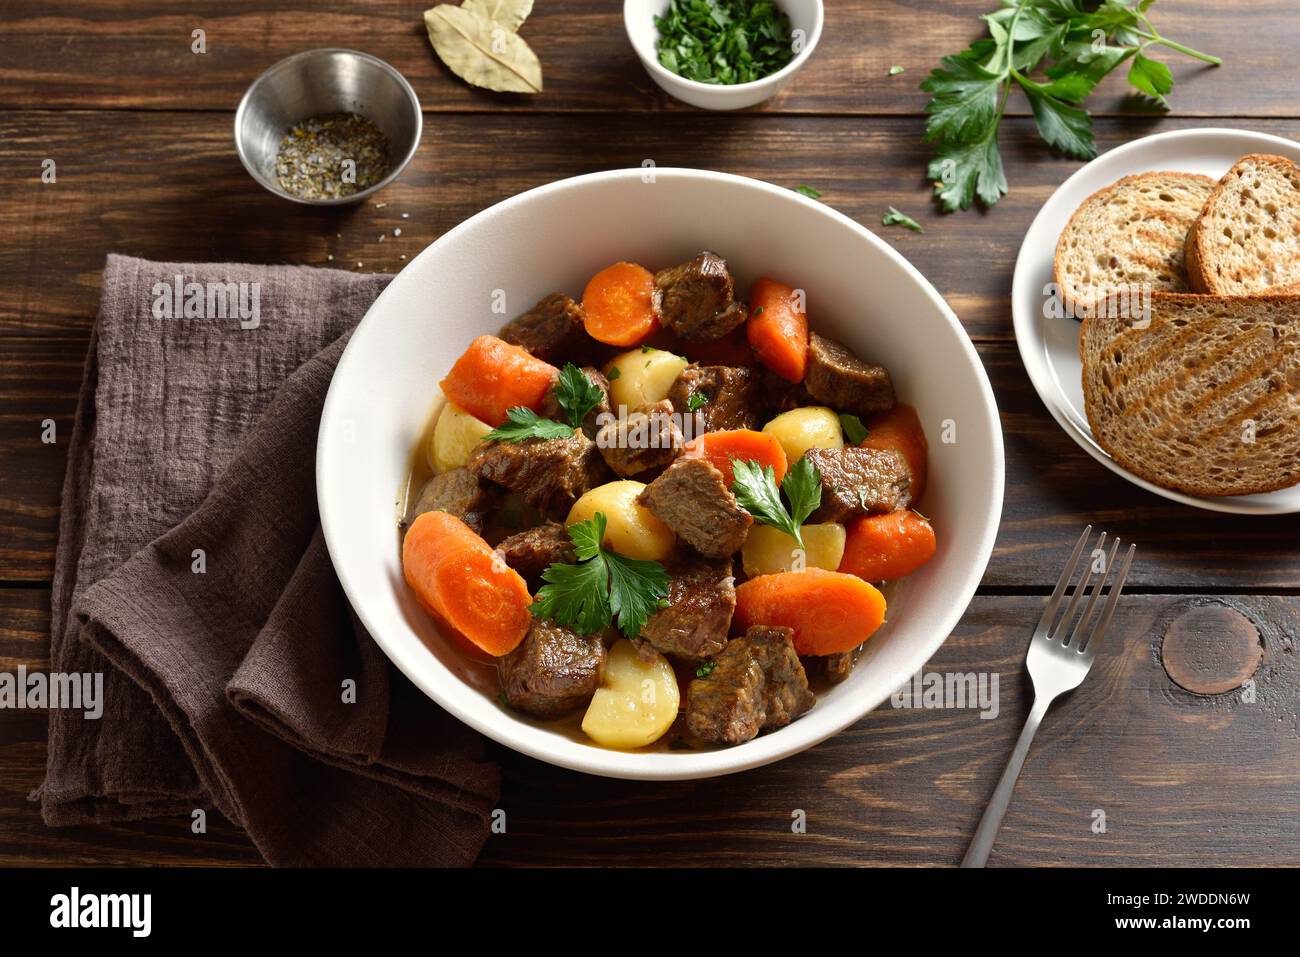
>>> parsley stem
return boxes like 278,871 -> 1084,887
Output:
1134,14 -> 1222,66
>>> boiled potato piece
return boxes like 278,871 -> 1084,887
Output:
566,480 -> 674,561
762,406 -> 844,463
605,348 -> 688,409
742,523 -> 847,577
582,639 -> 680,749
430,399 -> 493,474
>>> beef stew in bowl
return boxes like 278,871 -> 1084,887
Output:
401,250 -> 936,751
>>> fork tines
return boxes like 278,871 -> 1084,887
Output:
1036,525 -> 1136,654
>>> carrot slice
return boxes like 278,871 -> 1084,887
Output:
861,404 -> 928,500
439,335 -> 560,427
402,511 -> 533,657
682,429 -> 788,487
746,277 -> 809,383
582,262 -> 658,347
734,568 -> 887,656
838,510 -> 936,583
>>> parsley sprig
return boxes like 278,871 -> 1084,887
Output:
530,514 -> 670,639
483,363 -> 604,443
922,0 -> 1220,212
483,407 -> 573,443
730,456 -> 822,551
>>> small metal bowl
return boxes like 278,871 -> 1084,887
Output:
234,49 -> 422,206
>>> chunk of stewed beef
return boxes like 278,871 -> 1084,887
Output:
636,553 -> 735,663
653,251 -> 748,341
596,399 -> 684,478
804,332 -> 897,416
469,431 -> 607,517
761,370 -> 815,416
686,625 -> 815,744
498,292 -> 587,361
667,364 -> 763,433
637,457 -> 752,558
805,446 -> 912,523
802,648 -> 857,685
497,618 -> 606,719
539,365 -> 610,438
408,467 -> 497,535
495,521 -> 576,580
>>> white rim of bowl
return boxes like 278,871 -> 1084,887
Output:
1011,126 -> 1300,515
318,167 -> 1004,779
233,48 -> 423,207
623,0 -> 825,95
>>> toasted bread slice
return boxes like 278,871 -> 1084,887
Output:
1054,172 -> 1215,313
1185,154 -> 1300,295
1080,293 -> 1300,497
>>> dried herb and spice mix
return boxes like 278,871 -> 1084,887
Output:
654,0 -> 795,85
274,112 -> 393,200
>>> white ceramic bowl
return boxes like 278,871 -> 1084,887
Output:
623,0 -> 823,110
317,168 -> 1004,780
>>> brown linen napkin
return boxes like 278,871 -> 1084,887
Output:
39,254 -> 500,866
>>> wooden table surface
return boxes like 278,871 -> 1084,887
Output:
2,0 -> 1298,867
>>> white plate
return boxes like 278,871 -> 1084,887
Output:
1012,127 -> 1300,514
317,168 -> 1003,780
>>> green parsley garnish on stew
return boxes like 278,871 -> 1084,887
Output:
554,362 -> 604,429
530,513 -> 670,639
838,412 -> 869,444
483,407 -> 573,443
686,392 -> 709,412
654,0 -> 796,86
730,455 -> 821,550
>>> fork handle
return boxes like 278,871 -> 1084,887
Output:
960,695 -> 1052,868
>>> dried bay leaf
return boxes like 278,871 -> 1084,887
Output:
461,0 -> 534,32
424,4 -> 543,94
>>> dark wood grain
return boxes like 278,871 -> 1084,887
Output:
3,111 -> 1297,340
4,334 -> 1299,588
3,587 -> 1295,866
0,0 -> 1281,117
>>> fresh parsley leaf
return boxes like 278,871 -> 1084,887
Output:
1127,51 -> 1173,105
530,558 -> 611,636
554,362 -> 604,430
881,206 -> 924,233
695,661 -> 718,678
781,455 -> 823,528
530,513 -> 670,639
730,456 -> 822,550
921,0 -> 1220,212
1017,76 -> 1096,159
686,392 -> 709,413
889,65 -> 905,76
607,366 -> 621,381
839,412 -> 869,444
795,184 -> 822,199
483,407 -> 573,444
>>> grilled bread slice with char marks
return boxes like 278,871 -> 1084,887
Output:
1080,293 -> 1300,497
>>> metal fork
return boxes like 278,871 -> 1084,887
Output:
960,526 -> 1136,868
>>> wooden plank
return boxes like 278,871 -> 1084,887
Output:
2,110 -> 1297,339
5,335 -> 1300,587
0,0 -> 1282,117
3,587 -> 1295,866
